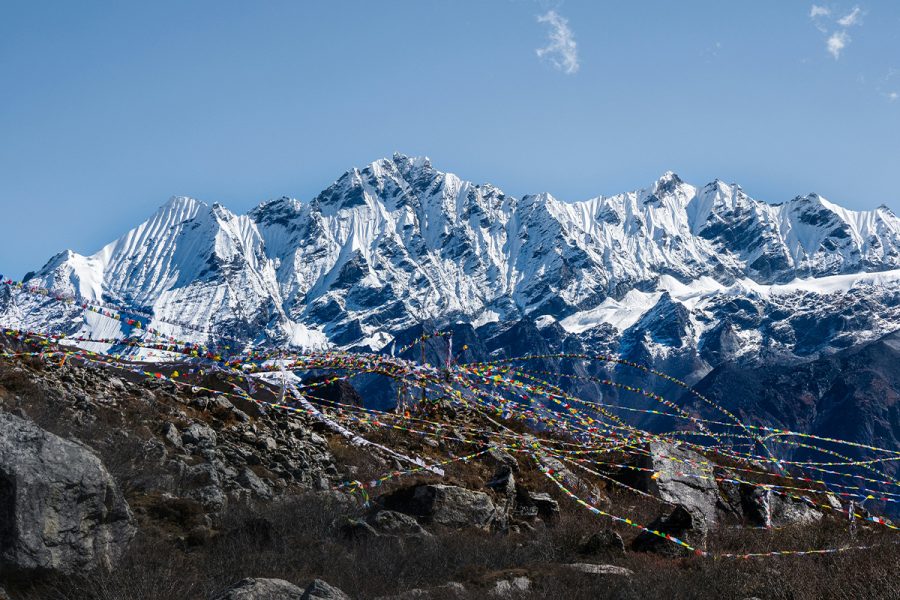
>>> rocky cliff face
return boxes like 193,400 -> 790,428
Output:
683,329 -> 900,473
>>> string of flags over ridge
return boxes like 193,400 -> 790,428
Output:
1,276 -> 899,559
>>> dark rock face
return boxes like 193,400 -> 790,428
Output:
0,412 -> 135,575
182,422 -> 217,447
739,485 -> 772,526
485,447 -> 520,473
685,330 -> 900,484
486,465 -> 516,528
624,293 -> 693,349
631,505 -> 707,557
213,577 -> 306,600
340,518 -> 380,541
303,375 -> 364,408
381,484 -> 498,529
487,467 -> 516,496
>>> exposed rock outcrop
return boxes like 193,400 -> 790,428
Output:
537,454 -> 607,507
0,411 -> 135,575
369,509 -> 431,538
622,441 -> 719,528
342,509 -> 431,540
213,577 -> 305,600
374,582 -> 466,600
741,486 -> 823,527
489,576 -> 531,597
382,484 -> 499,529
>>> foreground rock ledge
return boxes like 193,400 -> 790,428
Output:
0,411 -> 136,575
211,577 -> 351,600
213,577 -> 305,600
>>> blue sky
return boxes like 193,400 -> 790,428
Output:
2,1 -> 899,278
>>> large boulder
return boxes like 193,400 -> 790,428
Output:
341,510 -> 431,540
622,441 -> 719,528
369,510 -> 431,538
538,454 -> 607,507
382,484 -> 498,529
213,578 -> 305,600
213,578 -> 350,600
181,422 -> 217,448
770,493 -> 823,527
0,412 -> 136,575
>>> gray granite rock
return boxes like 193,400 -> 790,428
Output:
0,412 -> 135,575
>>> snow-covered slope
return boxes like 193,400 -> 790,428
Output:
4,154 -> 900,367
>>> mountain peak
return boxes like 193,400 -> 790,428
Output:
658,170 -> 682,183
707,177 -> 741,190
158,195 -> 205,214
253,196 -> 301,213
642,171 -> 689,206
391,152 -> 432,171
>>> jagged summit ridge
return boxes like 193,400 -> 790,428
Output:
5,154 -> 900,355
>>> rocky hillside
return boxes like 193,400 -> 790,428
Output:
682,330 -> 900,477
1,336 -> 899,599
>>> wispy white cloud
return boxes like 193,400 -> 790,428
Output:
889,92 -> 899,102
837,6 -> 862,27
809,4 -> 864,59
535,10 -> 579,75
827,30 -> 850,59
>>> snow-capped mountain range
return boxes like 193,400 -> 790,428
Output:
3,153 -> 900,380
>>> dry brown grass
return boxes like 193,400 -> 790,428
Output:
3,354 -> 900,599
7,489 -> 898,600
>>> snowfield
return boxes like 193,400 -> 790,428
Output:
4,154 -> 900,369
